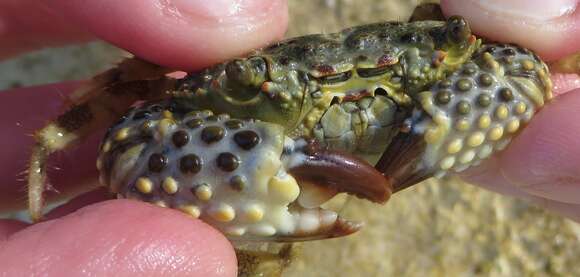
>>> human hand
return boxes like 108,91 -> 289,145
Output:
0,0 -> 288,275
441,0 -> 580,220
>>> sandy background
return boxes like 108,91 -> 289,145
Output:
1,1 -> 579,276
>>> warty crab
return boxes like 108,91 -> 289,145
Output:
27,12 -> 551,246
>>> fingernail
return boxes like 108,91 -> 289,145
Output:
170,0 -> 278,19
475,0 -> 577,21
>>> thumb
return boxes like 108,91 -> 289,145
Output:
441,0 -> 580,61
0,200 -> 237,276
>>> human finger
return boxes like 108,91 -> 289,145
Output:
441,0 -> 580,61
0,200 -> 237,276
41,0 -> 288,70
462,89 -> 580,204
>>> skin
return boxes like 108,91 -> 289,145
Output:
0,0 -> 578,275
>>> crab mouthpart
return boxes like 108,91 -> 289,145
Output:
275,139 -> 391,241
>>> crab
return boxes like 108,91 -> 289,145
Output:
26,3 -> 551,265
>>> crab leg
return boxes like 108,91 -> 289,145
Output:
28,58 -> 176,222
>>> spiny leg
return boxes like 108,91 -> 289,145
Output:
28,58 -> 177,222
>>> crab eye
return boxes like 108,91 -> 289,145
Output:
446,15 -> 471,43
225,57 -> 267,87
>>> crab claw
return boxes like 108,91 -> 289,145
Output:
270,139 -> 392,241
287,140 -> 392,204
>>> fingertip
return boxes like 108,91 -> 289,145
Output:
496,90 -> 580,203
442,0 -> 580,61
46,0 -> 289,70
0,200 -> 237,276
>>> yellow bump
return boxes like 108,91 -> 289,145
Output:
153,200 -> 167,208
243,204 -> 264,223
157,118 -> 175,136
455,119 -> 470,131
268,175 -> 300,203
162,110 -> 173,119
136,177 -> 153,194
424,126 -> 445,144
440,156 -> 456,170
495,104 -> 509,120
114,127 -> 130,141
506,119 -> 520,133
467,132 -> 485,147
225,227 -> 246,236
162,177 -> 179,194
447,139 -> 463,154
521,59 -> 535,71
515,102 -> 527,114
210,203 -> 236,222
478,115 -> 491,129
488,126 -> 504,141
195,184 -> 212,201
102,140 -> 112,152
478,145 -> 493,159
250,225 -> 277,236
482,52 -> 500,71
459,150 -> 476,164
178,205 -> 201,218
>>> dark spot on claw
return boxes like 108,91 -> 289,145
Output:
436,90 -> 451,105
499,88 -> 514,101
229,175 -> 246,191
201,126 -> 225,144
477,94 -> 491,107
234,130 -> 260,150
456,78 -> 472,91
148,153 -> 167,173
478,74 -> 493,87
180,154 -> 202,174
217,152 -> 240,172
172,130 -> 190,148
456,100 -> 471,115
502,48 -> 516,56
186,118 -> 204,129
225,120 -> 243,129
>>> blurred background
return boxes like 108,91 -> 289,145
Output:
2,0 -> 579,276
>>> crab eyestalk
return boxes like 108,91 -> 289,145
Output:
225,57 -> 268,88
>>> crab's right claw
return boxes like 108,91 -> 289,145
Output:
375,42 -> 552,192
